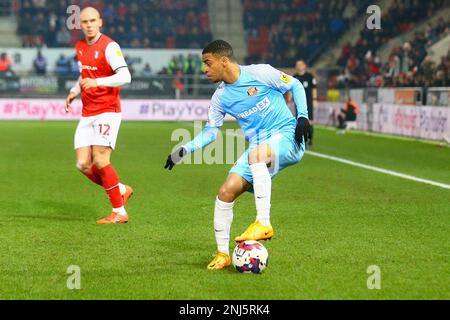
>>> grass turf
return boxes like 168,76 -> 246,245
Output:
0,121 -> 448,299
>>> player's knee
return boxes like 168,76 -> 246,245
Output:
76,160 -> 90,173
218,185 -> 237,202
92,157 -> 109,169
92,148 -> 111,168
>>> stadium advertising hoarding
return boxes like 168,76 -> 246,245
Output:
0,76 -> 60,94
0,99 -> 234,121
1,99 -> 448,140
0,77 -> 176,97
316,102 -> 449,140
372,103 -> 450,140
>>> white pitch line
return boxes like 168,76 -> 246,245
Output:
306,150 -> 450,190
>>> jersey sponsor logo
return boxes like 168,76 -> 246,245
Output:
237,97 -> 271,119
280,73 -> 291,83
80,64 -> 98,71
247,87 -> 258,96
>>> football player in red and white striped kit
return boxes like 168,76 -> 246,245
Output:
65,7 -> 133,224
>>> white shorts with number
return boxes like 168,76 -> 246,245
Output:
74,112 -> 122,150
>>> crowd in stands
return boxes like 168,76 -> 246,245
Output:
16,0 -> 212,49
334,0 -> 449,88
156,54 -> 203,76
0,49 -> 202,79
242,0 -> 370,67
8,0 -> 450,89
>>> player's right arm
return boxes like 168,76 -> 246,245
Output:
65,76 -> 81,113
164,88 -> 225,170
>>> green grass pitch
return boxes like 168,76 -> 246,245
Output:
0,121 -> 449,299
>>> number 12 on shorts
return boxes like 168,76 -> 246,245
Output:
99,124 -> 110,136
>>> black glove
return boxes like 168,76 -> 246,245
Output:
164,147 -> 187,170
295,117 -> 311,146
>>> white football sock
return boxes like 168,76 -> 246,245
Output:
250,163 -> 272,226
214,196 -> 234,255
118,183 -> 126,195
112,206 -> 127,216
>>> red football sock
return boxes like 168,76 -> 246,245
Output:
98,164 -> 123,209
82,164 -> 103,186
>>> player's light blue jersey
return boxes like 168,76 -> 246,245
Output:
183,64 -> 308,153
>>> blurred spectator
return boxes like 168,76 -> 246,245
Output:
103,3 -> 117,20
167,55 -> 181,75
140,63 -> 153,77
124,54 -> 135,76
173,69 -> 185,99
335,97 -> 359,129
69,55 -> 79,77
432,70 -> 449,87
55,54 -> 70,76
183,54 -> 197,75
56,26 -> 71,47
184,54 -> 197,95
33,50 -> 47,75
0,52 -> 14,77
158,67 -> 169,75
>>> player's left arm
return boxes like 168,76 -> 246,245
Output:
80,42 -> 131,90
259,65 -> 311,145
256,65 -> 308,119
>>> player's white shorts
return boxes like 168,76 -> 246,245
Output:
74,112 -> 122,150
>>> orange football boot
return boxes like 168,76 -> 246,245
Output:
207,252 -> 231,270
234,221 -> 274,242
96,212 -> 129,224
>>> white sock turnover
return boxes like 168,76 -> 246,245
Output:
118,183 -> 126,195
112,206 -> 127,216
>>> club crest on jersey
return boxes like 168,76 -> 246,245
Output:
94,51 -> 99,59
247,87 -> 258,96
280,73 -> 291,83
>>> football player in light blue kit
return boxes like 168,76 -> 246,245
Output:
164,40 -> 311,270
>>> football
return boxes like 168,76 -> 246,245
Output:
232,240 -> 269,273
